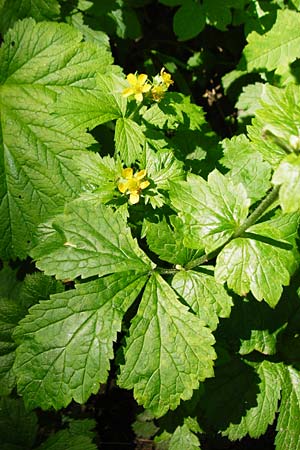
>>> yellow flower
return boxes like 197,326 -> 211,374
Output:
151,84 -> 166,102
118,168 -> 150,204
160,67 -> 174,88
122,73 -> 151,102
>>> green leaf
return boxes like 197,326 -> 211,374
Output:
223,361 -> 283,440
169,423 -> 201,450
0,297 -> 25,395
170,170 -> 250,253
172,269 -> 233,331
110,7 -> 142,40
115,118 -> 145,165
236,82 -> 268,120
31,199 -> 153,280
272,154 -> 300,213
0,0 -> 60,34
118,273 -> 215,417
20,272 -> 64,310
14,272 -> 147,410
221,135 -> 271,203
173,0 -> 205,41
132,410 -> 159,439
215,213 -> 299,306
276,366 -> 300,450
37,419 -> 97,450
203,0 -> 241,31
67,11 -> 110,48
0,271 -> 63,395
52,73 -> 126,134
140,146 -> 185,207
143,216 -> 203,266
0,264 -> 21,300
242,9 -> 300,73
143,147 -> 185,189
77,152 -> 122,203
248,84 -> 300,167
0,397 -> 38,449
0,19 -> 113,259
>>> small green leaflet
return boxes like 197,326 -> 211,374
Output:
142,92 -> 206,131
169,423 -> 201,450
140,146 -> 185,207
143,216 -> 203,266
0,0 -> 60,33
221,134 -> 271,203
67,12 -> 110,48
31,199 -> 154,280
242,10 -> 300,74
77,151 -> 122,203
248,84 -> 300,167
37,419 -> 97,450
203,0 -> 243,31
215,213 -> 299,307
276,366 -> 300,450
0,19 -> 113,259
173,0 -> 205,41
272,154 -> 300,213
170,170 -> 250,253
37,421 -> 97,450
142,147 -> 185,189
118,273 -> 216,417
223,361 -> 283,440
14,272 -> 148,410
172,269 -> 233,331
236,82 -> 267,120
115,117 -> 145,164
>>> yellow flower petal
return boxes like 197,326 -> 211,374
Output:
135,169 -> 147,180
127,73 -> 137,85
140,180 -> 150,190
135,92 -> 144,102
122,87 -> 134,97
118,181 -> 128,193
122,167 -> 133,179
129,191 -> 140,204
160,67 -> 174,87
142,83 -> 151,93
137,73 -> 148,84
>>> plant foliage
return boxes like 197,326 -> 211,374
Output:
1,0 -> 300,449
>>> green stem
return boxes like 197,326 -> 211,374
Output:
128,101 -> 144,119
232,185 -> 280,238
155,267 -> 180,275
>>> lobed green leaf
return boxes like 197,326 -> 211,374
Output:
170,170 -> 250,253
0,18 -> 113,259
14,272 -> 148,410
31,199 -> 153,280
215,212 -> 299,306
118,273 -> 216,417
